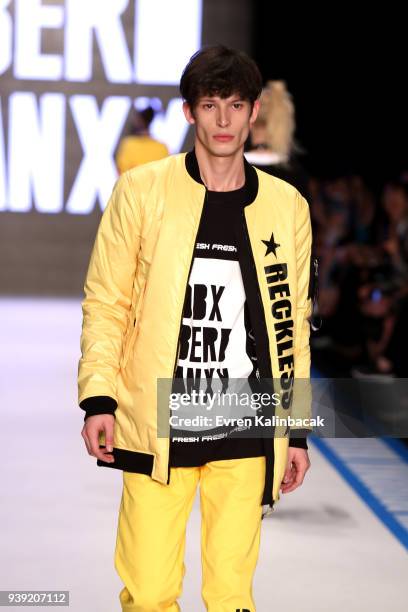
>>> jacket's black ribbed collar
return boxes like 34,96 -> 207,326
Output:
185,148 -> 259,206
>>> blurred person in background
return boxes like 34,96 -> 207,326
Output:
308,171 -> 408,378
313,177 -> 355,347
355,180 -> 408,375
245,80 -> 310,200
115,105 -> 169,174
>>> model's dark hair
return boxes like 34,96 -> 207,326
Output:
180,45 -> 263,109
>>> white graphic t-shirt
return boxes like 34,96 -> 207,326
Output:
169,184 -> 264,467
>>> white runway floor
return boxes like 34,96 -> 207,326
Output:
1,298 -> 407,612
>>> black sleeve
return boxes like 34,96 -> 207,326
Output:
288,436 -> 308,450
288,427 -> 310,450
79,396 -> 117,422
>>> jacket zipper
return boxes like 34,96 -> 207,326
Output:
172,188 -> 208,379
240,207 -> 274,390
240,206 -> 276,508
167,188 -> 207,485
310,255 -> 322,331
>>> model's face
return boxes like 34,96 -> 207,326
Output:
183,94 -> 259,158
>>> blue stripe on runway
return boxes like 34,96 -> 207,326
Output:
311,437 -> 408,552
381,438 -> 408,463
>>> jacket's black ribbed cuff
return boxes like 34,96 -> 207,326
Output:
79,396 -> 118,422
288,437 -> 308,450
288,428 -> 311,450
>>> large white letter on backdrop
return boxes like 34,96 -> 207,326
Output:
65,0 -> 132,83
134,0 -> 202,84
66,95 -> 131,214
14,0 -> 64,80
0,0 -> 12,75
8,92 -> 65,213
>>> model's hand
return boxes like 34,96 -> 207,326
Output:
81,414 -> 115,463
280,447 -> 310,494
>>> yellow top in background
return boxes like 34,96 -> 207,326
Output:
116,135 -> 169,174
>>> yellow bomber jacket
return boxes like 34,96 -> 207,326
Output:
78,150 -> 315,512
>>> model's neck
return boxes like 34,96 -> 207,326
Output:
250,125 -> 268,147
195,140 -> 245,191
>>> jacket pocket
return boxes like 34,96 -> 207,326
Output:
121,287 -> 145,368
307,254 -> 319,303
307,254 -> 322,331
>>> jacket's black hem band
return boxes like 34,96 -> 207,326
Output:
96,446 -> 275,509
97,446 -> 155,474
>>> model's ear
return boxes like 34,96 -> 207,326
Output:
183,101 -> 195,125
249,99 -> 260,125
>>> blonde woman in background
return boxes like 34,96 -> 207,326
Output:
246,81 -> 321,333
245,80 -> 309,200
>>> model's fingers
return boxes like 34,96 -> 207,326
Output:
282,454 -> 296,483
282,471 -> 294,485
88,425 -> 113,462
280,455 -> 298,489
81,427 -> 92,455
281,459 -> 309,493
103,420 -> 115,462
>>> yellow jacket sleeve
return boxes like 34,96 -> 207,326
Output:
78,171 -> 142,409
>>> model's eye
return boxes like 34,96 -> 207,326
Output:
203,103 -> 214,110
233,103 -> 243,109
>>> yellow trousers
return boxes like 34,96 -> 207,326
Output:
114,456 -> 266,611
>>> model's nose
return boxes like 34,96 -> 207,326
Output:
217,109 -> 230,127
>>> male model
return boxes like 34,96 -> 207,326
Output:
79,45 -> 315,612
